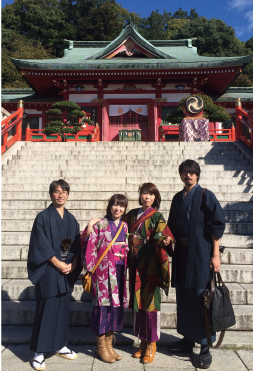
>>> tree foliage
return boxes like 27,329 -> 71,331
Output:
44,101 -> 84,141
166,94 -> 231,124
2,27 -> 53,88
171,17 -> 246,57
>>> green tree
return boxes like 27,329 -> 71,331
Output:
171,17 -> 246,57
233,74 -> 253,87
166,94 -> 231,124
2,28 -> 53,88
165,19 -> 190,39
44,101 -> 85,141
2,0 -> 76,56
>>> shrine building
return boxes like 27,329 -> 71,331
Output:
2,23 -> 253,141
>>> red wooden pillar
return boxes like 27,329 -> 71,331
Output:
235,98 -> 242,140
97,103 -> 103,141
102,100 -> 110,141
148,100 -> 158,142
17,100 -> 24,141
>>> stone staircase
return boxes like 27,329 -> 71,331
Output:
2,141 -> 253,347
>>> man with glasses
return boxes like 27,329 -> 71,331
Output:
27,179 -> 82,370
166,160 -> 225,369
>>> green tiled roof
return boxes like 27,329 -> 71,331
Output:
1,89 -> 60,103
216,87 -> 253,102
11,24 -> 252,70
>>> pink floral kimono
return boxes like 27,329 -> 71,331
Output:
83,217 -> 128,334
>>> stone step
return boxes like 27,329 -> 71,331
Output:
14,144 -> 239,151
2,223 -> 253,245
5,154 -> 249,165
12,152 -> 246,162
220,248 -> 253,265
2,167 -> 253,178
220,234 -> 253,248
2,200 -> 253,213
2,209 -> 253,224
2,229 -> 253,247
2,326 -> 253,349
225,223 -> 253,235
2,182 -> 253,194
2,300 -> 252,330
2,176 -> 253,186
2,261 -> 253,282
2,245 -> 252,266
2,279 -> 253,306
2,190 -> 253,202
2,219 -> 253,235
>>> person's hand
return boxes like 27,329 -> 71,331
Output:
62,263 -> 75,274
88,218 -> 101,227
210,255 -> 220,272
164,236 -> 172,246
81,218 -> 102,240
55,260 -> 69,273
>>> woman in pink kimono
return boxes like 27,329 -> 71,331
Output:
81,194 -> 128,363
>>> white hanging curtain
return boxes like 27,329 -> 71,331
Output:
109,105 -> 148,116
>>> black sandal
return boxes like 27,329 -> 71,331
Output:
197,352 -> 212,369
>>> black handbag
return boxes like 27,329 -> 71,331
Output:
203,270 -> 236,348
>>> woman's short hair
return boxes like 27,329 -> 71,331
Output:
179,159 -> 201,181
106,194 -> 128,217
49,179 -> 70,196
139,182 -> 161,210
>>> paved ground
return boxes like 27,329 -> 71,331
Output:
2,344 -> 253,371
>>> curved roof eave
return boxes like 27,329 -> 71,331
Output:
11,55 -> 252,70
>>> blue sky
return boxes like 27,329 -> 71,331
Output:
2,0 -> 253,42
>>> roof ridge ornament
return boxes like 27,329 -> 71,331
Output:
124,17 -> 137,30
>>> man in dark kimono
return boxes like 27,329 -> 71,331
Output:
166,160 -> 225,369
27,179 -> 82,370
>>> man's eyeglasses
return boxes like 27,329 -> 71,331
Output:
53,190 -> 68,195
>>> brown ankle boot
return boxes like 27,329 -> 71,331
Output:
96,335 -> 115,363
143,342 -> 156,364
105,332 -> 122,361
133,340 -> 146,358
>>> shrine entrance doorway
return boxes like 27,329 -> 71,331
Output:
109,109 -> 149,141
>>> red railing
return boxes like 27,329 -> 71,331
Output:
158,124 -> 236,142
25,124 -> 100,142
234,100 -> 253,151
1,102 -> 24,154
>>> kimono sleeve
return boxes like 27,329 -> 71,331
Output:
85,223 -> 99,272
80,226 -> 88,268
27,213 -> 56,285
202,190 -> 225,238
167,196 -> 177,237
70,219 -> 81,257
153,212 -> 174,256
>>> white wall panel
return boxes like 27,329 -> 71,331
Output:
69,94 -> 98,103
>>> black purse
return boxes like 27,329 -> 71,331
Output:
203,270 -> 236,348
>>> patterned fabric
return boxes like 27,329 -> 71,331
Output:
179,118 -> 210,142
133,309 -> 160,342
91,265 -> 124,334
86,218 -> 129,308
127,207 -> 174,312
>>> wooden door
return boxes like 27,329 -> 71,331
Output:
109,110 -> 148,141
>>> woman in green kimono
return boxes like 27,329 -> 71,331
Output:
127,183 -> 174,364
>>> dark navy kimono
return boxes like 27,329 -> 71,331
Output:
168,185 -> 225,344
28,204 -> 82,352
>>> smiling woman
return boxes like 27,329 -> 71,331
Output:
126,183 -> 174,364
80,194 -> 129,363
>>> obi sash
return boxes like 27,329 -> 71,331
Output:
112,242 -> 127,262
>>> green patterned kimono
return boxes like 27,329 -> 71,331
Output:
127,207 -> 174,312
